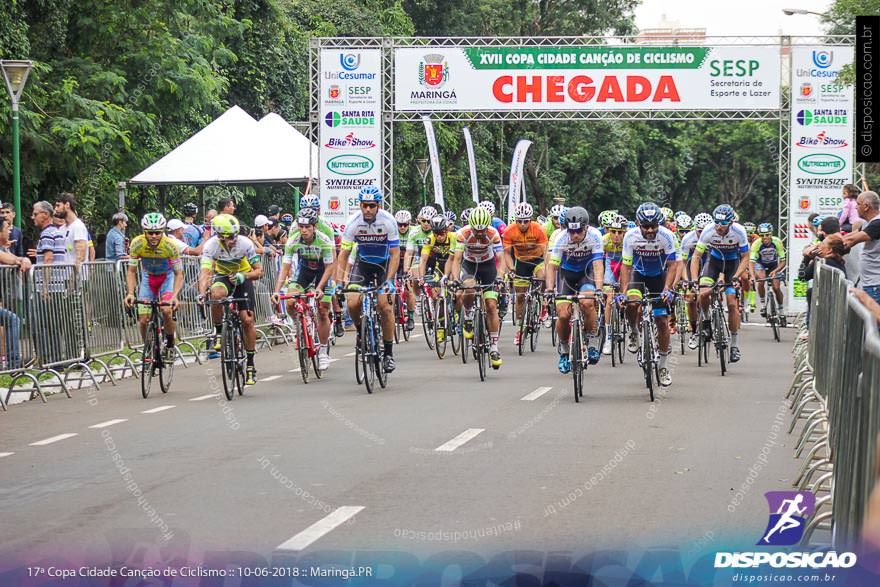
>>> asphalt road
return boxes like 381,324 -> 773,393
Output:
0,319 -> 799,566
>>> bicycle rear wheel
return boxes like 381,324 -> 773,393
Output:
140,325 -> 157,399
159,340 -> 174,394
297,317 -> 310,384
571,321 -> 583,402
449,298 -> 461,355
642,318 -> 655,401
434,297 -> 447,359
420,293 -> 435,350
220,321 -> 236,400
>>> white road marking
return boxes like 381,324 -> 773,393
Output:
521,387 -> 552,401
344,352 -> 356,357
276,506 -> 365,551
0,452 -> 14,458
88,419 -> 128,429
435,428 -> 485,452
410,333 -> 422,339
190,394 -> 219,401
141,405 -> 175,414
261,375 -> 283,382
29,433 -> 78,446
288,368 -> 301,373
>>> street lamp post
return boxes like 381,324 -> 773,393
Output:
494,184 -> 509,221
415,158 -> 429,208
1,60 -> 33,230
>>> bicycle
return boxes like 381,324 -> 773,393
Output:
605,285 -> 627,367
427,278 -> 454,359
342,285 -> 389,394
203,296 -> 249,400
134,300 -> 176,399
451,282 -> 496,382
673,282 -> 695,356
699,282 -> 731,376
623,295 -> 665,402
392,274 -> 412,343
278,291 -> 323,383
755,272 -> 786,342
516,277 -> 545,356
418,281 -> 436,350
553,291 -> 602,403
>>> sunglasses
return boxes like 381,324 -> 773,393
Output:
517,219 -> 531,224
397,223 -> 410,228
361,203 -> 378,209
145,230 -> 163,236
609,228 -> 626,234
567,227 -> 585,234
640,223 -> 659,230
716,220 -> 731,226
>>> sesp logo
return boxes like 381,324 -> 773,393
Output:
757,490 -> 815,546
340,53 -> 361,71
812,50 -> 833,69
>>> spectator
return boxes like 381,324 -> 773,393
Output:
166,219 -> 198,255
250,214 -> 275,255
0,201 -> 25,257
218,197 -> 236,215
267,204 -> 282,222
105,212 -> 129,261
263,218 -> 287,248
843,191 -> 880,303
0,216 -> 31,370
800,219 -> 844,325
838,183 -> 863,233
53,192 -> 89,265
28,201 -> 66,265
182,202 -> 204,247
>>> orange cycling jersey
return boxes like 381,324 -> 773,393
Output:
502,221 -> 548,261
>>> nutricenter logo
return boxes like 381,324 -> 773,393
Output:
326,154 -> 374,176
797,154 -> 846,175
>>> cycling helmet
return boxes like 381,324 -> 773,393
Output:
758,222 -> 773,235
141,212 -> 167,231
635,203 -> 664,226
267,204 -> 282,216
212,214 -> 240,237
693,213 -> 713,230
676,213 -> 693,231
460,208 -> 473,224
564,206 -> 589,230
418,206 -> 438,220
394,210 -> 412,224
812,215 -> 825,228
280,213 -> 294,224
429,215 -> 448,233
514,202 -> 534,220
743,221 -> 757,235
300,194 -> 320,209
468,206 -> 492,230
598,210 -> 616,227
296,208 -> 319,226
660,207 -> 674,223
608,214 -> 627,231
536,215 -> 547,225
357,185 -> 382,204
549,204 -> 566,218
627,220 -> 637,229
444,210 -> 457,223
182,203 -> 198,217
478,200 -> 496,216
712,204 -> 736,225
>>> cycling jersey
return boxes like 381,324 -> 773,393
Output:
550,227 -> 604,272
182,223 -> 204,248
406,226 -> 433,261
603,232 -> 624,281
340,209 -> 399,264
679,230 -> 700,261
200,235 -> 259,276
503,222 -> 548,261
695,223 -> 750,261
456,226 -> 503,263
750,236 -> 786,266
282,231 -> 334,272
398,227 -> 411,250
542,219 -> 559,239
621,226 -> 678,277
491,217 -> 507,235
128,235 -> 181,276
421,232 -> 455,261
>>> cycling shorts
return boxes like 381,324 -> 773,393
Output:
626,270 -> 669,317
699,256 -> 739,295
138,272 -> 174,315
753,261 -> 778,273
348,259 -> 388,290
513,257 -> 544,287
556,267 -> 597,305
211,275 -> 256,312
461,258 -> 498,299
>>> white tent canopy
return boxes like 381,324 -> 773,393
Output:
130,106 -> 316,185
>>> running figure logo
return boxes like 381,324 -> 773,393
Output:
758,491 -> 815,546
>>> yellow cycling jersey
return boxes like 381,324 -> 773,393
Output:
128,234 -> 181,276
421,232 -> 455,259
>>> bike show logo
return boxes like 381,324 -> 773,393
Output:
326,154 -> 374,176
797,153 -> 846,175
324,132 -> 376,150
812,50 -> 833,69
324,110 -> 376,127
340,53 -> 361,71
795,131 -> 848,149
796,109 -> 847,126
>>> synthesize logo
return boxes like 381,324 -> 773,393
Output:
758,491 -> 815,546
340,53 -> 361,71
812,50 -> 833,69
418,53 -> 449,88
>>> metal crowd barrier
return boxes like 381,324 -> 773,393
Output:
0,265 -> 40,409
786,261 -> 880,548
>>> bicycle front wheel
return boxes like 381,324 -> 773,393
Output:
434,297 -> 447,359
297,317 -> 310,384
220,321 -> 236,400
449,298 -> 461,355
361,317 -> 376,394
475,308 -> 487,382
643,319 -> 655,401
159,340 -> 174,394
769,296 -> 781,342
420,294 -> 435,350
713,307 -> 727,376
233,323 -> 246,396
571,321 -> 583,403
140,325 -> 158,399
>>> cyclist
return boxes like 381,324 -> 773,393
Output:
336,186 -> 400,373
181,203 -> 204,248
419,215 -> 457,341
617,203 -> 679,387
298,194 -> 345,337
478,200 -> 507,235
502,202 -> 548,345
124,213 -> 184,360
546,206 -> 604,372
597,210 -> 617,235
601,214 -> 627,355
661,207 -> 676,233
444,210 -> 458,232
450,206 -> 506,368
543,204 -> 566,239
198,214 -> 263,385
690,204 -> 750,363
405,206 -> 437,280
750,222 -> 786,318
460,208 -> 473,227
272,208 -> 335,371
741,221 -> 759,311
678,212 -> 711,349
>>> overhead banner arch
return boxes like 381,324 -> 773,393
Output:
310,36 -> 854,312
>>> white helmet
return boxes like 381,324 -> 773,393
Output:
514,202 -> 533,220
676,213 -> 693,231
478,200 -> 495,216
141,212 -> 167,231
418,206 -> 438,220
394,210 -> 412,223
549,204 -> 566,218
693,212 -> 713,230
